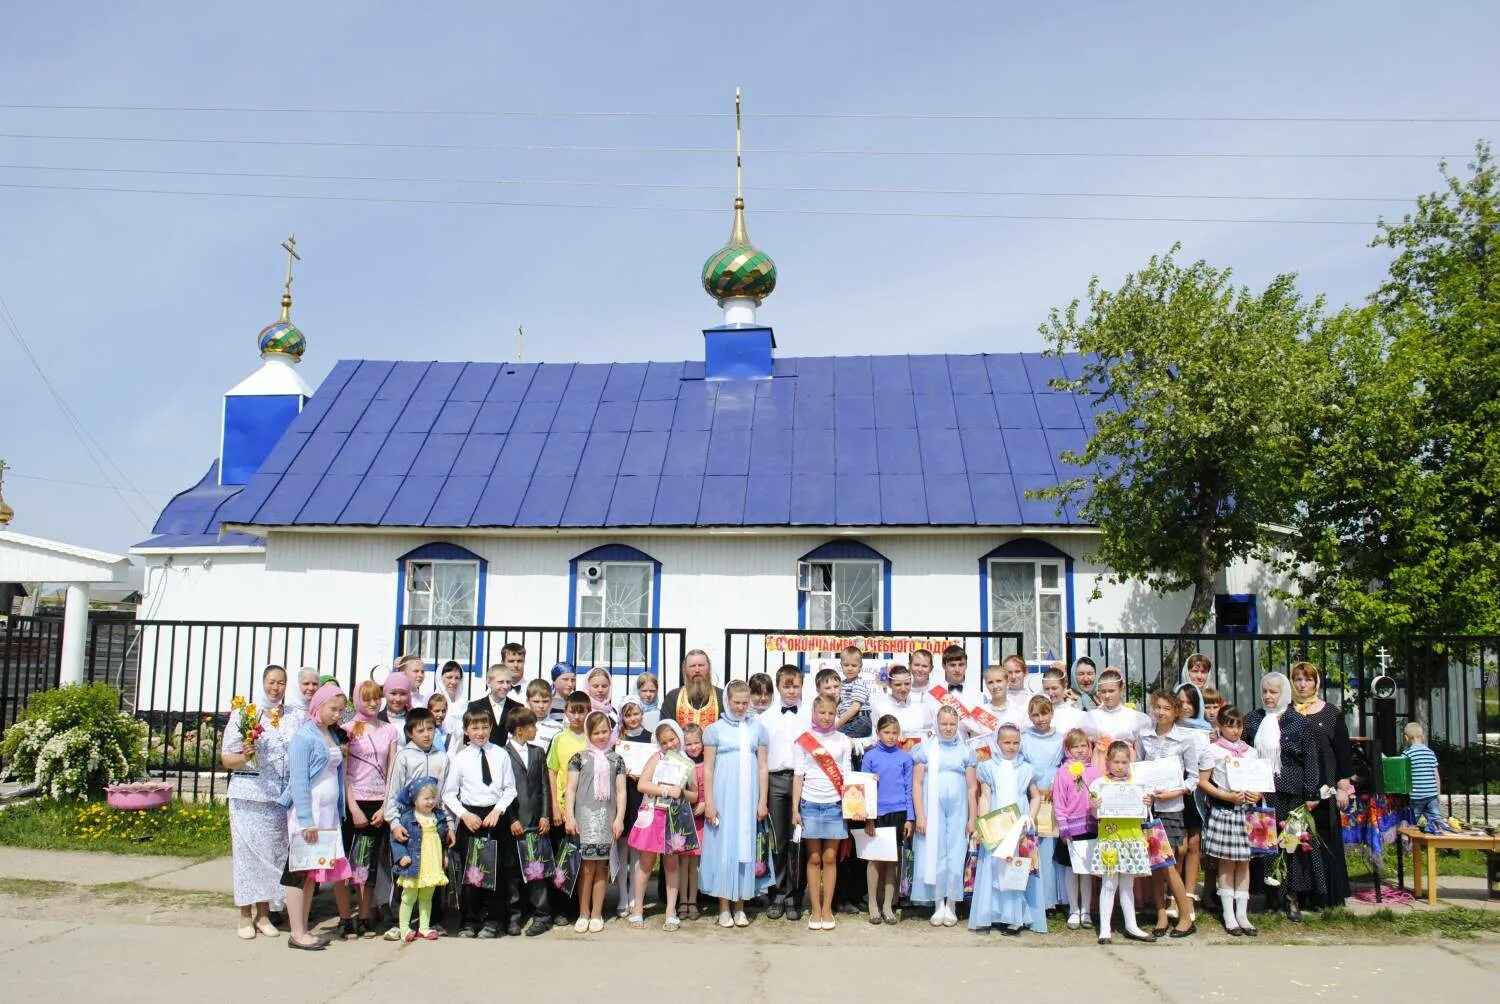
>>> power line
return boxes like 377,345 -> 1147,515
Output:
0,161 -> 1425,204
7,471 -> 171,495
2,102 -> 1497,124
0,131 -> 1470,160
0,296 -> 155,529
0,178 -> 1390,225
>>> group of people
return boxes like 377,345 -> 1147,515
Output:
223,643 -> 1370,950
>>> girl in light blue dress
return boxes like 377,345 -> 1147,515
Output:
1020,695 -> 1068,910
699,680 -> 773,928
911,705 -> 976,926
972,724 -> 1048,934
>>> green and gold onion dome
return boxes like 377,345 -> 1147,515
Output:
702,198 -> 777,305
258,294 -> 306,360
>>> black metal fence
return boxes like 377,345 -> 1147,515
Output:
1064,631 -> 1499,824
131,620 -> 361,800
0,614 -> 64,744
723,628 -> 1025,685
395,624 -> 690,702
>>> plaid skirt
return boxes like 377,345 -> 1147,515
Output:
1202,801 -> 1253,861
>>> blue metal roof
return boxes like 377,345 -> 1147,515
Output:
150,353 -> 1101,543
136,460 -> 266,548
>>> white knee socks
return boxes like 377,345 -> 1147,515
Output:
1219,886 -> 1239,928
1066,871 -> 1081,914
1234,890 -> 1253,929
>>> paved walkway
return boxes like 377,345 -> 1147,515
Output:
0,848 -> 1496,1002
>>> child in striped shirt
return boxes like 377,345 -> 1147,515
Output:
1402,722 -> 1443,827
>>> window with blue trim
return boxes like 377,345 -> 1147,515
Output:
571,545 -> 660,668
797,541 -> 890,632
396,542 -> 486,668
981,540 -> 1072,666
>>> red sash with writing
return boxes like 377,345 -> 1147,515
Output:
928,685 -> 1000,733
795,732 -> 845,795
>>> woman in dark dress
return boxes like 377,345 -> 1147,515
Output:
1289,662 -> 1353,908
1244,671 -> 1325,922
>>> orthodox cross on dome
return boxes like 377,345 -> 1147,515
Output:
279,234 -> 301,323
701,88 -> 776,319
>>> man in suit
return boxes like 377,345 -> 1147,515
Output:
468,662 -> 524,746
502,705 -> 554,936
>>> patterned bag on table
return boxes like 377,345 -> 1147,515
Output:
1142,818 -> 1176,871
1246,804 -> 1279,857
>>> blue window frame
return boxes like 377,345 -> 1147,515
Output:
796,540 -> 892,632
1215,594 -> 1258,634
568,544 -> 662,678
395,541 -> 487,673
979,539 -> 1074,667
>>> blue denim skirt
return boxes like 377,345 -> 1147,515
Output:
799,798 -> 847,840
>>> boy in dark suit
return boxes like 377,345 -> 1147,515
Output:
467,660 -> 524,746
503,706 -> 554,935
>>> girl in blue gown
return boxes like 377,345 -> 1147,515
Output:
1020,695 -> 1067,910
911,705 -> 976,926
699,680 -> 773,927
971,724 -> 1048,934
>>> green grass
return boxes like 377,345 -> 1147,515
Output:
0,797 -> 229,857
1253,905 -> 1500,939
1346,843 -> 1493,878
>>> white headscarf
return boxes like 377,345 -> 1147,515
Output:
1254,672 -> 1291,776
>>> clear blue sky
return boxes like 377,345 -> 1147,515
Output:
1,1 -> 1496,558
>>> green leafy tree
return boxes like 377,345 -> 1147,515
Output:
1034,246 -> 1321,687
1287,144 -> 1499,675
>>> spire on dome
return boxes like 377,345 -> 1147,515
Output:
0,458 -> 14,526
257,234 -> 307,361
701,89 -> 776,321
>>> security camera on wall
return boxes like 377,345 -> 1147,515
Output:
584,564 -> 603,582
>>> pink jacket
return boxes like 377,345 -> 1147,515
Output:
1052,758 -> 1102,837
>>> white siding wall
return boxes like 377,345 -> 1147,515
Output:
137,530 -> 1297,708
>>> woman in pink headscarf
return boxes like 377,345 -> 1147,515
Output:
277,682 -> 353,950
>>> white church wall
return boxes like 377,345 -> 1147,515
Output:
137,530 -> 1297,710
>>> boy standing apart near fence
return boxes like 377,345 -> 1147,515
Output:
1403,722 -> 1443,828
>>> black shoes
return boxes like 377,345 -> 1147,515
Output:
1122,929 -> 1157,943
506,920 -> 523,937
1169,924 -> 1196,939
766,902 -> 785,920
784,904 -> 802,921
525,920 -> 552,937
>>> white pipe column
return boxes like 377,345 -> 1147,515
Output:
722,296 -> 757,325
59,581 -> 89,686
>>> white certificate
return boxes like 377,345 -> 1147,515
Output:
650,759 -> 686,789
1131,756 -> 1183,793
1097,782 -> 1148,819
289,828 -> 345,872
1226,756 -> 1274,792
618,741 -> 655,777
853,825 -> 899,862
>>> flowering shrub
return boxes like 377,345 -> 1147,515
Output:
0,683 -> 146,799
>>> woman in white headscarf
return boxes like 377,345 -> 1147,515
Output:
1243,671 -> 1325,922
221,664 -> 298,939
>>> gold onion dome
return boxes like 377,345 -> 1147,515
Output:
701,197 -> 777,305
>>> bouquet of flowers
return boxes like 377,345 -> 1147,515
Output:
1264,805 -> 1318,886
230,696 -> 265,765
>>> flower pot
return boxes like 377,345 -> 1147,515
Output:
104,782 -> 174,811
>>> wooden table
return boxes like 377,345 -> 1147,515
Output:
1398,825 -> 1500,905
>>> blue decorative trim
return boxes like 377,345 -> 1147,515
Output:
978,538 -> 1075,666
1214,593 -> 1258,634
567,544 -> 662,679
795,539 -> 894,643
395,541 -> 487,674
